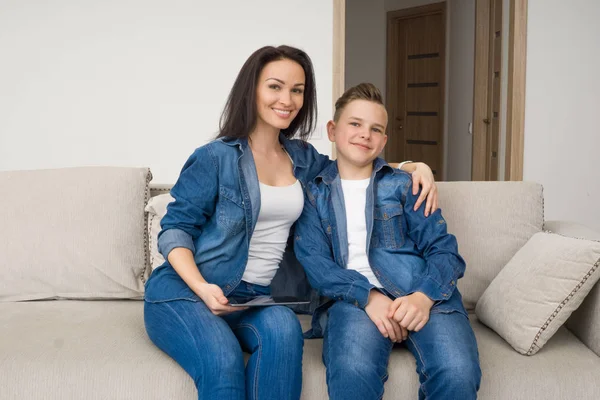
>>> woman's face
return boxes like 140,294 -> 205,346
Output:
254,58 -> 305,134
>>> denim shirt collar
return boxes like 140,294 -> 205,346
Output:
316,156 -> 392,185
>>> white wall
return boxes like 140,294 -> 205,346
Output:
524,0 -> 600,231
345,0 -> 386,93
446,0 -> 475,181
0,0 -> 333,183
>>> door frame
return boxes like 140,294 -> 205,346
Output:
332,0 -> 345,160
472,0 -> 527,180
334,0 -> 528,181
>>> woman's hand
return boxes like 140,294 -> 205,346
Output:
195,282 -> 244,316
406,162 -> 438,216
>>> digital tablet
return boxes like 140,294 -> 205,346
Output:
229,295 -> 310,307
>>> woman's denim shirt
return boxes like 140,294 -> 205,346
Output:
294,158 -> 467,337
144,134 -> 329,303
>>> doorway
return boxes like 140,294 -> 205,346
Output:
336,0 -> 527,181
385,2 -> 446,180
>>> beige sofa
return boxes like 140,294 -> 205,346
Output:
1,167 -> 599,399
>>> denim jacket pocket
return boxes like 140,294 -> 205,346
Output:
372,205 -> 405,249
218,184 -> 245,235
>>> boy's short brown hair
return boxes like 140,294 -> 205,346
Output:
333,83 -> 384,122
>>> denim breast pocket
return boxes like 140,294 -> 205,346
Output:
371,204 -> 405,249
217,185 -> 245,236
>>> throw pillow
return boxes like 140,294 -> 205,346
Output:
475,231 -> 600,355
145,193 -> 174,270
0,167 -> 152,301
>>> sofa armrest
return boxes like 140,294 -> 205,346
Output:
545,220 -> 600,356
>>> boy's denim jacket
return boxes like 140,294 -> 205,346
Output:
144,134 -> 329,303
294,158 -> 468,338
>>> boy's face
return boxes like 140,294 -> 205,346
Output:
327,99 -> 388,169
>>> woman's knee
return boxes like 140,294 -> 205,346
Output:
144,301 -> 244,377
260,306 -> 303,340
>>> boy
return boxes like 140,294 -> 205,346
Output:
294,83 -> 481,399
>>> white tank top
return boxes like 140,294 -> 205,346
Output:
242,180 -> 304,286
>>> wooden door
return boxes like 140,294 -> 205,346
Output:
386,2 -> 446,179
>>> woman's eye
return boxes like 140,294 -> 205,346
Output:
269,84 -> 281,90
292,88 -> 304,94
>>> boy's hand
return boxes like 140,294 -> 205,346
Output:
388,292 -> 434,332
410,162 -> 438,217
365,290 -> 408,342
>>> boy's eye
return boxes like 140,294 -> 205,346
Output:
372,128 -> 383,134
350,122 -> 360,127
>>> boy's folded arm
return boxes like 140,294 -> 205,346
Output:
294,194 -> 374,308
401,183 -> 466,302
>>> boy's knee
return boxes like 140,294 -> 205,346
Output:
330,355 -> 379,379
438,360 -> 481,391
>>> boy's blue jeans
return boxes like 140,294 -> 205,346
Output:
144,281 -> 303,400
323,301 -> 481,400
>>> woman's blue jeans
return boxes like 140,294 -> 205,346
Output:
144,281 -> 304,400
323,301 -> 481,400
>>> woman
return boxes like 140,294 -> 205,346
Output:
143,45 -> 438,400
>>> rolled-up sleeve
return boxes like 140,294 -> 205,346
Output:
157,145 -> 219,259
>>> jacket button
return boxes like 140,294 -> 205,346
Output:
327,226 -> 332,233
384,213 -> 388,218
442,293 -> 448,297
451,281 -> 455,286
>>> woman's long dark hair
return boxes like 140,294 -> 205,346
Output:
217,45 -> 317,141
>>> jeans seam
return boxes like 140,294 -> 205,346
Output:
379,340 -> 394,382
408,335 -> 430,398
375,340 -> 394,400
160,302 -> 204,378
233,323 -> 262,400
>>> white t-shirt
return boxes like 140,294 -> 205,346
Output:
242,180 -> 304,286
341,178 -> 383,288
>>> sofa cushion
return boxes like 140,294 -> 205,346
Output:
436,182 -> 544,310
145,193 -> 174,270
475,231 -> 600,355
0,167 -> 151,301
1,302 -> 598,400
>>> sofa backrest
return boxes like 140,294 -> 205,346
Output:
436,181 -> 544,309
148,181 -> 544,311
